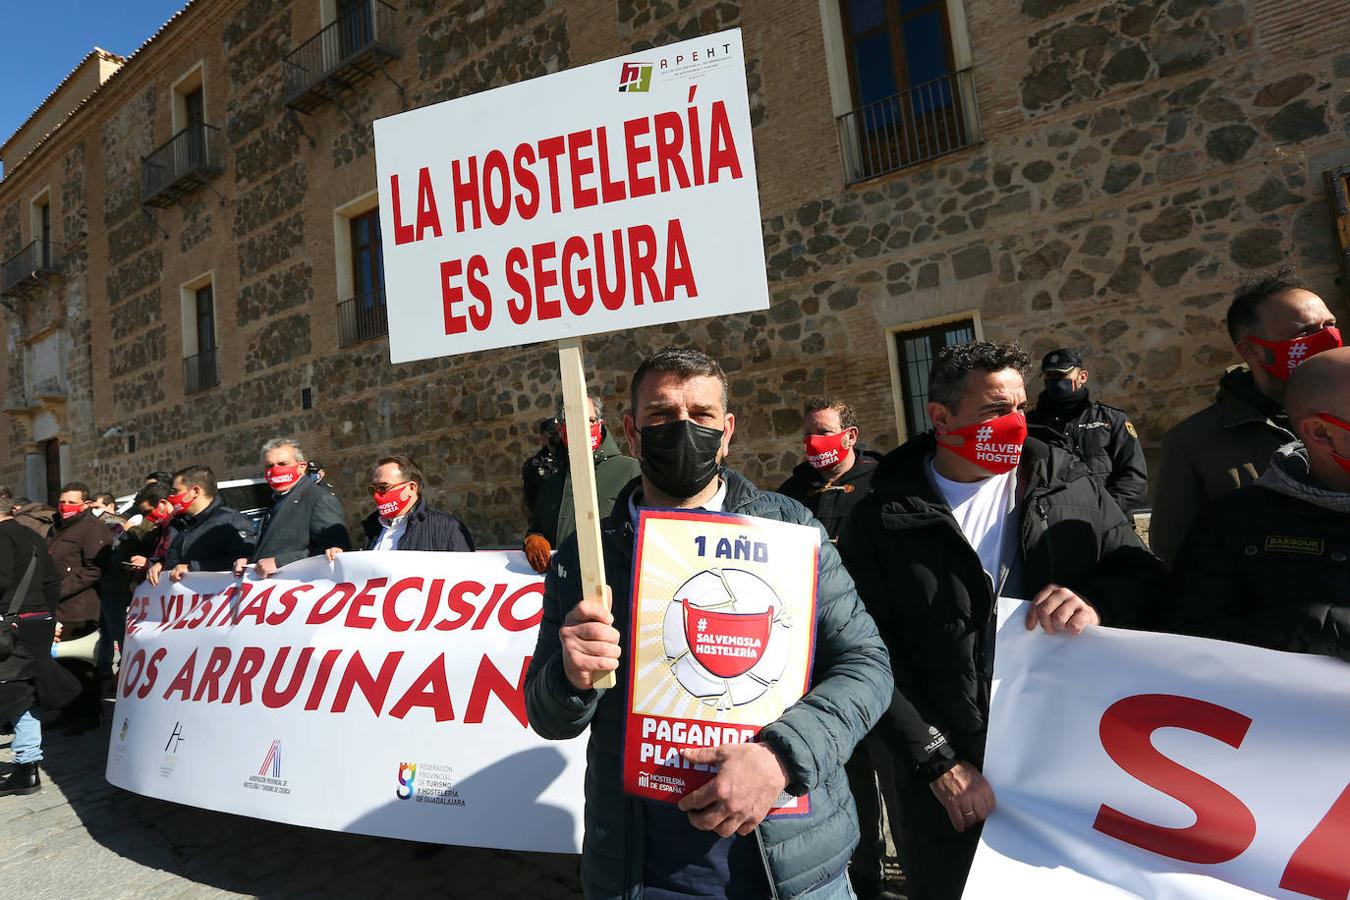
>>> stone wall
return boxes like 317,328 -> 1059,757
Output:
0,0 -> 1347,546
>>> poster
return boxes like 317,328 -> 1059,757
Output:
622,509 -> 819,811
373,27 -> 769,362
105,552 -> 586,854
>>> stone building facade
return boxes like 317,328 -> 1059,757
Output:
1,0 -> 1348,545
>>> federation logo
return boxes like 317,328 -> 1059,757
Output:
243,739 -> 290,795
396,762 -> 417,800
259,739 -> 282,778
662,568 -> 792,709
618,61 -> 652,93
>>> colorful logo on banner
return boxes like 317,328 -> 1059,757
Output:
397,762 -> 417,800
618,61 -> 652,92
243,739 -> 291,795
259,739 -> 282,778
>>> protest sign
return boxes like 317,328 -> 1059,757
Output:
373,27 -> 767,361
622,510 -> 818,812
963,600 -> 1350,899
373,28 -> 770,689
105,552 -> 586,854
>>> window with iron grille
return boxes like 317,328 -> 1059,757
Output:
338,207 -> 389,346
894,318 -> 976,436
836,0 -> 977,183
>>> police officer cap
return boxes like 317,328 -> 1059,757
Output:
1040,348 -> 1083,374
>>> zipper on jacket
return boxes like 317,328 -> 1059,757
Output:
754,827 -> 781,900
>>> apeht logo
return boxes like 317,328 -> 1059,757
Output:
618,61 -> 652,93
396,762 -> 417,800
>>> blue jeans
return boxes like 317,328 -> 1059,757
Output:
12,709 -> 41,764
806,873 -> 858,899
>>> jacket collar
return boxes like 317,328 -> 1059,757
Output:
605,469 -> 762,543
1216,366 -> 1290,431
177,495 -> 222,529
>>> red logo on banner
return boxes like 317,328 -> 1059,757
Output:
682,600 -> 773,679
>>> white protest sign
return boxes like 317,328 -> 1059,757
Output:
964,600 -> 1350,899
373,28 -> 768,362
106,552 -> 586,854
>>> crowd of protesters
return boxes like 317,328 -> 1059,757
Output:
0,263 -> 1343,900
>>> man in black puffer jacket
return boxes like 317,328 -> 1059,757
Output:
839,341 -> 1165,900
1171,347 -> 1350,658
526,347 -> 892,900
148,465 -> 257,584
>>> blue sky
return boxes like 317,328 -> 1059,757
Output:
0,0 -> 186,170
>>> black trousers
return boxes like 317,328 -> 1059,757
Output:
844,742 -> 886,893
893,769 -> 982,900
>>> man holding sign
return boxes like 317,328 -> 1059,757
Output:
525,347 -> 892,900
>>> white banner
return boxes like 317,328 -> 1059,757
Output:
106,552 -> 586,854
373,27 -> 768,362
966,601 -> 1350,899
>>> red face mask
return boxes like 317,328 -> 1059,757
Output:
805,431 -> 850,470
147,506 -> 172,525
167,490 -> 193,516
937,411 -> 1028,475
1316,413 -> 1350,474
560,422 -> 603,453
1247,326 -> 1342,380
265,463 -> 305,491
58,502 -> 84,521
373,482 -> 416,519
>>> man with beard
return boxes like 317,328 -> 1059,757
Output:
525,346 -> 892,899
1027,348 -> 1147,517
839,340 -> 1164,899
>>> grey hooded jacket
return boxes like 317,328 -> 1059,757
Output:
524,470 -> 892,899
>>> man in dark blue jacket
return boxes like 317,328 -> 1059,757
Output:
147,465 -> 256,584
233,439 -> 350,577
325,455 -> 474,559
525,346 -> 892,900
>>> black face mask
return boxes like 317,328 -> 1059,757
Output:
1040,379 -> 1088,407
638,420 -> 724,501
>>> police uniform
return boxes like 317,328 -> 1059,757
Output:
1028,349 -> 1148,517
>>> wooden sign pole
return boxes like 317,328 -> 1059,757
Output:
557,336 -> 616,690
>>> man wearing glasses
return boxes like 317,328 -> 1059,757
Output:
327,455 -> 474,558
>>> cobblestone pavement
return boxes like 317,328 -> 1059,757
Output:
0,713 -> 583,899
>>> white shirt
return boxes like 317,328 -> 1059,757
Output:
628,479 -> 728,525
928,458 -> 1016,586
372,515 -> 409,551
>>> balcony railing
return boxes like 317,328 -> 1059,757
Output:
338,288 -> 389,347
184,348 -> 219,394
283,0 -> 400,113
142,122 -> 224,208
0,240 -> 62,298
836,69 -> 980,185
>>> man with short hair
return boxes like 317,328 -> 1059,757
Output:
521,393 -> 640,574
326,455 -> 473,558
147,465 -> 256,585
1027,348 -> 1147,517
525,346 -> 892,900
47,482 -> 112,629
1151,267 -> 1340,564
776,396 -> 891,899
0,483 -> 62,796
144,471 -> 173,487
96,484 -> 172,687
233,439 -> 350,578
839,340 -> 1165,900
1171,346 -> 1350,658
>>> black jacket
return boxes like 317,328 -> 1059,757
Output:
360,498 -> 475,551
1170,444 -> 1350,660
1028,391 -> 1148,516
162,496 -> 257,571
776,451 -> 880,540
0,519 -> 62,718
838,433 -> 1165,795
522,445 -> 561,517
252,477 -> 351,567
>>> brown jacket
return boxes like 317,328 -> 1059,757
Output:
14,503 -> 55,537
1149,367 -> 1295,566
47,510 -> 112,625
